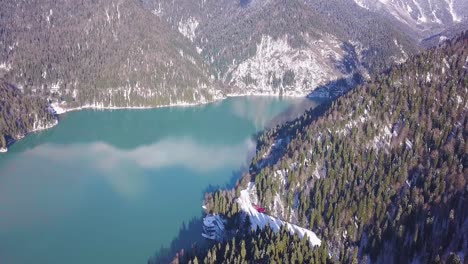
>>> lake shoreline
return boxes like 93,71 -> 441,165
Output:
1,92 -> 321,153
50,92 -> 315,115
0,96 -> 304,264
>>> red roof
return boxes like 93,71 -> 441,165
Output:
253,204 -> 266,213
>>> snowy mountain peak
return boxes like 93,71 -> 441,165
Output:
354,0 -> 467,30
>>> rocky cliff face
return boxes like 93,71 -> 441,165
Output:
225,34 -> 347,96
149,0 -> 418,97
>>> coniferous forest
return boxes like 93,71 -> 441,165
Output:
0,1 -> 466,263
2,0 -> 465,151
0,79 -> 56,150
175,32 -> 467,264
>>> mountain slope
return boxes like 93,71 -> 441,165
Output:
182,32 -> 467,263
148,0 -> 419,96
0,0 -> 220,109
353,0 -> 468,37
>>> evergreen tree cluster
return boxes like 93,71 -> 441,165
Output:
150,0 -> 418,80
204,190 -> 240,218
174,224 -> 331,264
0,0 -> 217,108
0,79 -> 56,149
1,0 -> 422,113
194,33 -> 467,263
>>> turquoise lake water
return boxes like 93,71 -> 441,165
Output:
0,97 -> 321,264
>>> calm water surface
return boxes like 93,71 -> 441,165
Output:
0,97 -> 321,264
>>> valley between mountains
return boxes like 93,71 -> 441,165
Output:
4,0 -> 466,150
0,1 -> 467,264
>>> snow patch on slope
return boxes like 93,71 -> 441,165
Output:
355,0 -> 464,26
50,93 -> 223,115
202,214 -> 226,241
354,0 -> 370,10
371,125 -> 393,150
444,0 -> 461,22
0,62 -> 12,72
49,79 -> 223,114
237,184 -> 321,247
31,117 -> 58,133
393,39 -> 409,64
178,17 -> 199,42
412,0 -> 428,23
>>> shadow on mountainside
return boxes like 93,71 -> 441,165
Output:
148,169 -> 244,264
267,72 -> 363,130
148,217 -> 207,264
203,168 -> 246,195
251,76 -> 361,174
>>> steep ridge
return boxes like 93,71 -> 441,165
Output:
147,0 -> 418,96
176,33 -> 467,263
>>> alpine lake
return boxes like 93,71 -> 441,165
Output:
0,96 -> 323,264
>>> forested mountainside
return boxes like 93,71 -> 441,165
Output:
174,33 -> 468,263
2,0 -> 466,107
353,0 -> 468,36
147,0 -> 418,96
0,0 -> 219,109
0,79 -> 56,151
172,226 -> 331,264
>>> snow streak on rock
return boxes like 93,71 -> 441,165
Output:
353,0 -> 465,26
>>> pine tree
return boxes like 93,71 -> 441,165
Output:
0,134 -> 5,148
240,240 -> 247,260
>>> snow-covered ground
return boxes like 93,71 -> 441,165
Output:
51,87 -> 323,116
30,119 -> 59,133
31,109 -> 59,133
51,102 -> 157,115
202,214 -> 226,241
0,62 -> 12,72
50,95 -> 225,115
178,17 -> 199,42
227,90 -> 310,98
353,0 -> 465,26
237,183 -> 321,247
